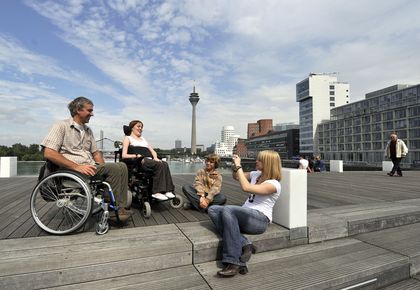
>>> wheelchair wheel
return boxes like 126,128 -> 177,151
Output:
143,201 -> 151,218
170,195 -> 184,209
30,171 -> 93,235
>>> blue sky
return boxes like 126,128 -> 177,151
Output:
1,0 -> 420,149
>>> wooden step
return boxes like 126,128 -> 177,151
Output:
36,265 -> 211,290
195,238 -> 410,290
380,275 -> 420,289
0,224 -> 192,290
177,221 -> 307,264
356,222 -> 420,276
308,202 -> 420,243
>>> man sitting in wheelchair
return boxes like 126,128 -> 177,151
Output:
41,96 -> 132,222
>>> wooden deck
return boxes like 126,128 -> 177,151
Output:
2,171 -> 420,289
1,171 -> 420,240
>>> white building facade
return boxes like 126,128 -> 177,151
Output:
317,84 -> 420,168
296,73 -> 350,156
214,125 -> 240,157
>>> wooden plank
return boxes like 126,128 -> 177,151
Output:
2,171 -> 420,239
177,221 -> 300,264
0,225 -> 192,289
356,222 -> 420,276
41,265 -> 210,290
195,238 -> 409,290
380,278 -> 420,290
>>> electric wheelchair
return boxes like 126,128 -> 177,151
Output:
115,126 -> 183,218
30,161 -> 120,235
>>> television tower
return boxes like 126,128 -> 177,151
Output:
189,86 -> 200,155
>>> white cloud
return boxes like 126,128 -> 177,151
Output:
0,0 -> 418,149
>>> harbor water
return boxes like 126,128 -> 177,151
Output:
17,161 -> 232,176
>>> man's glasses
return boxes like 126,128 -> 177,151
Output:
248,194 -> 255,203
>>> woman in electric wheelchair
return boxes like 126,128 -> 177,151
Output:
122,120 -> 176,201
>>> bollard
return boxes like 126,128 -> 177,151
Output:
330,160 -> 343,172
272,168 -> 307,229
0,156 -> 18,178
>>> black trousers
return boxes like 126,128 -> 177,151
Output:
142,159 -> 175,193
390,157 -> 403,176
182,184 -> 227,212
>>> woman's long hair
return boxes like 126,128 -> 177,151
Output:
257,150 -> 282,181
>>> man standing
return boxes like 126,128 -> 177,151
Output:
42,96 -> 131,221
384,133 -> 408,177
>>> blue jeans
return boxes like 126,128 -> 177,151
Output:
182,184 -> 227,212
207,205 -> 269,266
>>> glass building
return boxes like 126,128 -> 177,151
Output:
245,129 -> 299,160
317,84 -> 420,167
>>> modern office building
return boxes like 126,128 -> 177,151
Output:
296,73 -> 350,156
317,84 -> 420,167
175,140 -> 182,149
274,122 -> 299,132
214,125 -> 240,157
245,129 -> 299,160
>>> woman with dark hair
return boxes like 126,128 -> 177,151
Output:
122,120 -> 175,200
207,150 -> 282,277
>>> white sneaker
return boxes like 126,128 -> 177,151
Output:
165,192 -> 175,198
152,193 -> 168,200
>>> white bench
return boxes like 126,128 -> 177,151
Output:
0,157 -> 17,178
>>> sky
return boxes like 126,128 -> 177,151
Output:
1,0 -> 420,150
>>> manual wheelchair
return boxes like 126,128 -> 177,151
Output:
30,161 -> 119,235
115,126 -> 183,218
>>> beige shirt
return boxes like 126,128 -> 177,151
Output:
193,168 -> 223,201
42,118 -> 98,165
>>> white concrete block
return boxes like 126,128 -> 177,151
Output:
382,161 -> 393,172
0,156 -> 17,178
272,168 -> 307,229
330,160 -> 343,173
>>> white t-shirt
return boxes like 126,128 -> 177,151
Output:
299,159 -> 309,169
127,136 -> 149,147
242,171 -> 281,223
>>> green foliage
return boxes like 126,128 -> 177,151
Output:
0,143 -> 43,161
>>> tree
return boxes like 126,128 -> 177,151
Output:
0,143 -> 43,161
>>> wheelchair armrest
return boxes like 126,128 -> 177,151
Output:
91,174 -> 107,185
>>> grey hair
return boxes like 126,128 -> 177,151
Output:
67,97 -> 93,117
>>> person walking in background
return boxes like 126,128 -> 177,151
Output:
207,150 -> 282,277
384,133 -> 408,177
182,153 -> 226,212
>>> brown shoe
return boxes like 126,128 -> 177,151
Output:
217,264 -> 248,277
110,208 -> 132,223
